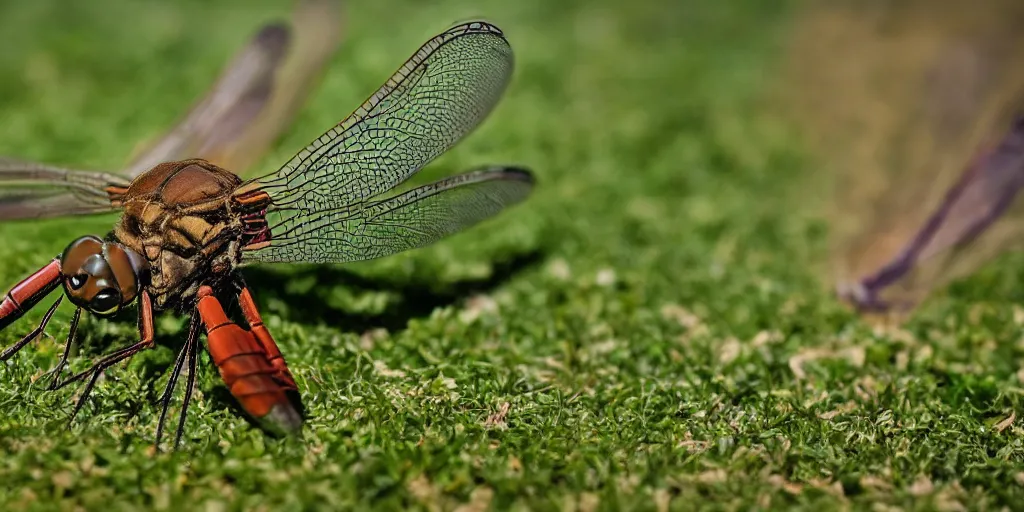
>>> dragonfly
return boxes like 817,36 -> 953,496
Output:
779,0 -> 1024,318
0,13 -> 533,449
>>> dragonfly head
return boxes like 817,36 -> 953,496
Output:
59,236 -> 149,317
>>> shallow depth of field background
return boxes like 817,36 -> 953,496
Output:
0,0 -> 1022,509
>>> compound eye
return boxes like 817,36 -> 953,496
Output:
90,288 -> 121,316
68,274 -> 88,290
61,236 -> 104,275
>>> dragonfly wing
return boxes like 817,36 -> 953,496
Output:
122,23 -> 289,178
0,0 -> 343,221
124,0 -> 343,178
0,159 -> 129,220
780,0 -> 1024,313
250,21 -> 512,208
846,119 -> 1024,310
239,21 -> 518,264
244,166 -> 533,264
205,0 -> 344,175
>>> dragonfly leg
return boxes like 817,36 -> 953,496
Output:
0,296 -> 62,361
0,259 -> 62,332
44,306 -> 81,390
0,259 -> 64,360
52,290 -> 156,423
174,314 -> 201,450
155,311 -> 201,452
197,285 -> 302,436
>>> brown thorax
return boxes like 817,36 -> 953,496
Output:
106,159 -> 272,309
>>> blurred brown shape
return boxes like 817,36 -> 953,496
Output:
0,0 -> 344,221
777,0 -> 1024,319
126,0 -> 345,178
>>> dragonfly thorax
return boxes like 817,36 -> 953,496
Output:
60,236 -> 148,317
111,159 -> 270,310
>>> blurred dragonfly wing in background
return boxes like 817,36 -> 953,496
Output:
125,0 -> 344,177
0,0 -> 344,221
779,0 -> 1024,317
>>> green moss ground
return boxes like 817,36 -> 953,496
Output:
0,0 -> 1022,510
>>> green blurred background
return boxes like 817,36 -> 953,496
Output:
0,0 -> 1021,510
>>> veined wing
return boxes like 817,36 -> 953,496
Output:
240,21 -> 523,264
244,166 -> 533,264
0,159 -> 129,220
124,0 -> 344,178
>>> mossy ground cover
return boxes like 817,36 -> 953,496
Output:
0,0 -> 1022,510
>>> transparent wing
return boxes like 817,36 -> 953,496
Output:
0,158 -> 129,220
778,0 -> 1024,314
240,21 -> 517,264
243,166 -> 533,264
124,0 -> 343,178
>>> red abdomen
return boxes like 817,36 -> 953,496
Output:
196,287 -> 300,435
